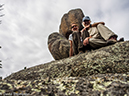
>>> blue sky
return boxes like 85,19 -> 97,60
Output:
0,0 -> 129,78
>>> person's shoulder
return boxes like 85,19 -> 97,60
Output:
68,34 -> 73,40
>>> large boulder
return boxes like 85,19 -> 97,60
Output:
47,8 -> 85,60
48,32 -> 70,60
59,8 -> 84,39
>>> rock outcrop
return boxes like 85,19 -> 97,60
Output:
1,41 -> 129,96
48,32 -> 70,60
48,8 -> 85,60
59,8 -> 84,39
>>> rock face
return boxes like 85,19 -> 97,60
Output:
48,8 -> 85,60
59,8 -> 84,39
48,32 -> 70,60
1,41 -> 129,95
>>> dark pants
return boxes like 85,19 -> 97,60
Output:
72,30 -> 90,55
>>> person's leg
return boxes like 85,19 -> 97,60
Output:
97,24 -> 118,40
77,32 -> 85,54
89,38 -> 107,49
72,32 -> 79,55
82,44 -> 92,53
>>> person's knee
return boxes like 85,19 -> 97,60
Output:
97,23 -> 104,28
88,38 -> 95,46
88,38 -> 94,43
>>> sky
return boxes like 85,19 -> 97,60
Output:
0,0 -> 129,78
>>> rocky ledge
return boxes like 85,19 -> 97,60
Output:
1,41 -> 129,96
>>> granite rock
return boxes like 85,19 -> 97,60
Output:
59,8 -> 84,39
48,32 -> 70,60
1,41 -> 129,96
48,8 -> 85,60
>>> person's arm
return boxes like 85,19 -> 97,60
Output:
69,40 -> 73,57
83,36 -> 92,46
91,22 -> 105,27
80,24 -> 91,33
68,34 -> 73,57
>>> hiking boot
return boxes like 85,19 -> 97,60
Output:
107,35 -> 118,45
118,37 -> 124,42
79,51 -> 84,54
107,39 -> 117,45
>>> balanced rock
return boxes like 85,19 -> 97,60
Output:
48,32 -> 70,60
48,8 -> 85,60
59,8 -> 84,39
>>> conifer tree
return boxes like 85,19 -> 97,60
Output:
0,4 -> 4,24
0,4 -> 3,68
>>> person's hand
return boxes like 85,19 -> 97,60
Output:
81,24 -> 90,33
83,36 -> 92,46
83,37 -> 89,46
85,24 -> 90,29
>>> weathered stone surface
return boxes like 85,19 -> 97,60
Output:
1,74 -> 129,95
5,41 -> 129,80
48,32 -> 70,60
1,41 -> 129,95
48,8 -> 85,60
59,8 -> 84,39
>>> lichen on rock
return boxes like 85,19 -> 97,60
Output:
0,41 -> 129,95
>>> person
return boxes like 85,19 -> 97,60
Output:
81,16 -> 124,49
69,23 -> 90,56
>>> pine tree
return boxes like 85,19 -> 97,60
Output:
0,4 -> 3,68
0,61 -> 1,68
0,47 -> 1,68
0,4 -> 4,24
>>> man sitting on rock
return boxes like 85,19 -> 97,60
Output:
81,16 -> 124,49
69,23 -> 90,56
